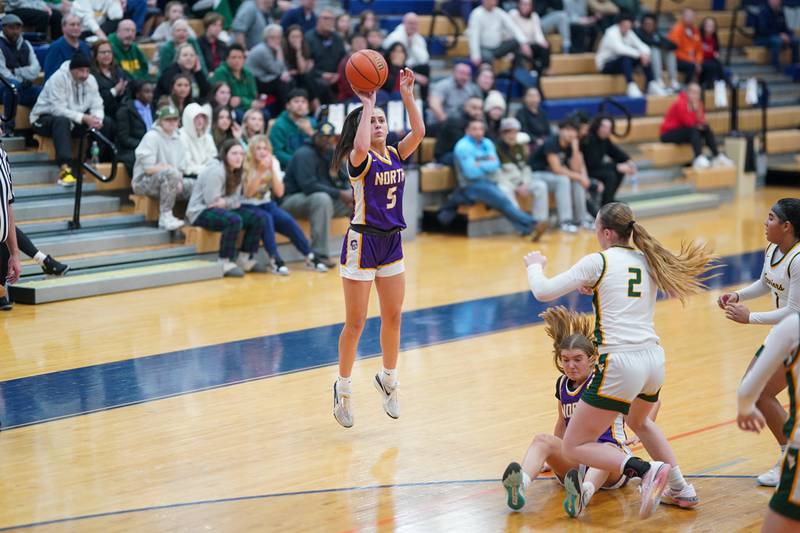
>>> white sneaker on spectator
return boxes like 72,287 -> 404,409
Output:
269,258 -> 290,276
713,154 -> 735,167
669,80 -> 682,92
305,253 -> 329,272
647,81 -> 668,96
626,82 -> 644,98
692,155 -> 712,170
236,252 -> 257,272
559,223 -> 579,234
158,213 -> 184,231
218,259 -> 244,277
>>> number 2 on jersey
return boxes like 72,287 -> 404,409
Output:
386,186 -> 397,209
627,267 -> 642,297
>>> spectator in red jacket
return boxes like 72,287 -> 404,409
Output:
660,83 -> 733,169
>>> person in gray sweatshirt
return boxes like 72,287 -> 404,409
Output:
186,139 -> 265,277
132,105 -> 193,231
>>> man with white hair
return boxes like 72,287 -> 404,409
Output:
247,23 -> 291,98
383,12 -> 431,98
43,14 -> 90,80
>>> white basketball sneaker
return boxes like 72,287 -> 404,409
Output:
758,459 -> 782,487
639,461 -> 671,519
374,373 -> 399,419
333,381 -> 353,428
661,483 -> 699,508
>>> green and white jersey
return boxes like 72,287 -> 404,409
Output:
762,243 -> 800,313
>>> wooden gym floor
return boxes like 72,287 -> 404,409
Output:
0,188 -> 793,532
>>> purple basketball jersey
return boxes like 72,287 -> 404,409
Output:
556,375 -> 626,447
348,145 -> 407,231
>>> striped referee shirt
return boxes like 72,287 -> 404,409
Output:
0,145 -> 14,244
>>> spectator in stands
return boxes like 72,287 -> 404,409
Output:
152,1 -> 197,42
611,0 -> 641,18
495,116 -> 549,236
91,40 -> 128,127
529,119 -> 590,232
233,0 -> 281,49
247,24 -> 291,103
565,0 -> 600,54
31,54 -> 104,186
382,43 -> 408,94
0,14 -> 41,135
429,62 -> 482,124
156,43 -> 210,103
635,12 -> 679,92
509,0 -> 551,74
283,24 -> 317,102
587,0 -> 619,30
269,88 -> 315,169
581,115 -> 634,207
210,44 -> 262,122
280,122 -> 349,267
179,102 -> 215,177
212,105 -> 242,147
72,0 -> 123,40
365,28 -> 384,51
335,13 -> 353,43
755,0 -> 800,70
109,19 -> 150,81
383,13 -> 431,99
209,81 -> 232,109
133,104 -> 192,230
116,79 -> 154,175
198,12 -> 229,73
44,14 -> 90,80
475,64 -> 496,98
483,89 -> 506,140
5,0 -> 63,40
515,87 -> 550,147
453,119 -> 542,237
434,96 -> 485,165
699,16 -> 725,89
595,13 -> 664,98
161,72 -> 194,117
467,0 -> 532,67
241,134 -> 329,274
667,8 -> 702,84
280,0 -> 316,34
158,20 -> 207,76
187,139 -> 265,277
242,108 -> 268,147
660,82 -> 733,170
354,9 -> 378,35
535,0 -> 571,54
306,9 -> 346,105
337,33 -> 368,101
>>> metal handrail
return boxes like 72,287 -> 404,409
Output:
429,3 -> 462,51
724,2 -> 756,66
69,127 -> 118,230
598,97 -> 632,138
755,77 -> 769,153
0,74 -> 18,125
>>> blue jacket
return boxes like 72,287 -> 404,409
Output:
280,7 -> 317,33
756,5 -> 792,38
43,37 -> 90,81
454,135 -> 500,181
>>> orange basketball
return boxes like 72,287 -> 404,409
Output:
345,49 -> 388,93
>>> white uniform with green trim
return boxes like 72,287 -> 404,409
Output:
527,245 -> 663,414
736,242 -> 800,326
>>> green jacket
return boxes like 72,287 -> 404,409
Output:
159,38 -> 207,75
269,110 -> 318,169
210,62 -> 258,111
109,33 -> 150,81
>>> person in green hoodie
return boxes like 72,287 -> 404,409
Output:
109,19 -> 151,80
209,43 -> 263,122
268,88 -> 316,170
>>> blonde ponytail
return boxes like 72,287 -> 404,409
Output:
540,306 -> 596,373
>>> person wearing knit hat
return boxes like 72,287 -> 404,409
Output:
484,89 -> 507,140
0,13 -> 42,136
31,51 -> 105,186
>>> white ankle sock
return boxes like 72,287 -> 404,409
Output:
582,481 -> 596,503
521,471 -> 531,490
668,465 -> 687,491
337,375 -> 352,393
33,251 -> 47,265
381,367 -> 397,388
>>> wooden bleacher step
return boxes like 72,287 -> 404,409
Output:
683,166 -> 738,190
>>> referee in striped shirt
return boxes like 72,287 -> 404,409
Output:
0,143 -> 21,309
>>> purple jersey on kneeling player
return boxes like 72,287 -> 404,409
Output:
556,375 -> 628,447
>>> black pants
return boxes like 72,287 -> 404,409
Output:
660,125 -> 719,158
0,241 -> 8,283
411,64 -> 431,102
677,59 -> 697,83
15,227 -> 38,258
520,44 -> 551,74
33,115 -> 85,168
570,23 -> 598,54
590,163 -> 624,206
10,8 -> 62,38
699,58 -> 725,89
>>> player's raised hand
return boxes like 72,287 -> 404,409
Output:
399,68 -> 416,96
737,407 -> 766,433
354,89 -> 376,108
717,292 -> 739,309
523,251 -> 547,268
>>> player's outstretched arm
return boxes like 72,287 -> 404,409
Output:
350,90 -> 376,168
398,68 -> 425,160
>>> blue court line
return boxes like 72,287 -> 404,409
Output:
0,474 -> 759,531
0,249 -> 765,429
695,458 -> 748,475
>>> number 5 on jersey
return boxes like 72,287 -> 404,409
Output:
628,267 -> 642,298
386,186 -> 397,209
